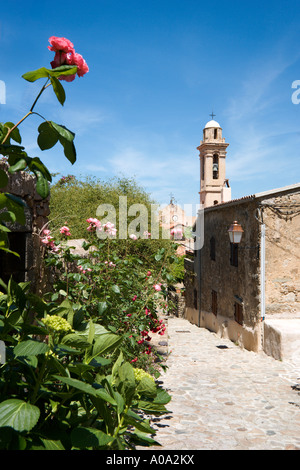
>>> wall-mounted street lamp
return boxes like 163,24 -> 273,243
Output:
228,220 -> 244,244
228,218 -> 266,321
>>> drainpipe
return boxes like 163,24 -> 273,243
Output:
260,223 -> 266,322
198,246 -> 201,327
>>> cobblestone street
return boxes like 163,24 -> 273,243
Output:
149,316 -> 300,451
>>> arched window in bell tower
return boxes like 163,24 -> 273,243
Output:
213,154 -> 219,179
214,128 -> 218,139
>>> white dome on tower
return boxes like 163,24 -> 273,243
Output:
204,119 -> 221,129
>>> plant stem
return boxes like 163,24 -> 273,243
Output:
31,355 -> 48,405
30,80 -> 50,112
1,78 -> 50,145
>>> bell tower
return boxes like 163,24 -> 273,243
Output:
197,115 -> 231,208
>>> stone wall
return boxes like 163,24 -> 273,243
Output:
0,162 -> 50,294
196,199 -> 262,351
262,190 -> 300,315
184,185 -> 300,355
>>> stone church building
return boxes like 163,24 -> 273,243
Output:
184,118 -> 300,364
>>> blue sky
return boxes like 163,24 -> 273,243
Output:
1,0 -> 300,214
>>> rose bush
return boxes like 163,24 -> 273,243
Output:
42,219 -> 175,371
0,37 -> 173,450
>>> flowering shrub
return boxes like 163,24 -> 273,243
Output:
0,37 -> 172,450
0,35 -> 88,253
42,314 -> 74,334
42,219 -> 173,370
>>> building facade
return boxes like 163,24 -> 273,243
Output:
184,119 -> 300,360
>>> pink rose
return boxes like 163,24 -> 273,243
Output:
60,225 -> 71,236
87,218 -> 102,232
48,36 -> 75,54
129,234 -> 137,240
48,36 -> 88,82
67,52 -> 89,77
153,283 -> 162,291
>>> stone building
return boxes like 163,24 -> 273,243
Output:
184,119 -> 300,363
198,118 -> 231,208
159,197 -> 196,255
0,162 -> 50,294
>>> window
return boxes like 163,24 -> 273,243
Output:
210,236 -> 216,261
230,242 -> 238,267
211,290 -> 218,316
214,128 -> 218,139
213,154 -> 219,179
234,302 -> 243,325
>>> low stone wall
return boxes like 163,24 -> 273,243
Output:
0,162 -> 50,293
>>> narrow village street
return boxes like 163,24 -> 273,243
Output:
149,316 -> 300,451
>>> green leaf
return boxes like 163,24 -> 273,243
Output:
137,400 -> 169,415
14,339 -> 49,357
61,333 -> 91,350
49,65 -> 77,77
50,121 -> 75,142
50,75 -> 66,106
88,320 -> 95,344
136,376 -> 157,398
4,122 -> 22,144
34,171 -> 50,199
8,158 -> 28,173
124,410 -> 155,434
118,362 -> 136,405
111,285 -> 120,294
0,399 -> 40,432
47,121 -> 76,164
71,427 -> 114,449
22,65 -> 77,82
0,193 -> 26,226
29,157 -> 52,181
97,301 -> 108,315
40,438 -> 65,450
53,376 -> 117,405
22,67 -> 51,82
37,121 -> 59,150
92,333 -> 123,357
153,387 -> 172,405
132,430 -> 160,447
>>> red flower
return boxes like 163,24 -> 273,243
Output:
48,36 -> 74,53
48,36 -> 88,82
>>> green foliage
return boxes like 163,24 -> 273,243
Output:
0,39 -> 174,450
49,175 -> 155,238
0,276 -> 171,450
0,61 -> 78,253
169,255 -> 185,282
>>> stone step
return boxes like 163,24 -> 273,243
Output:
263,316 -> 300,368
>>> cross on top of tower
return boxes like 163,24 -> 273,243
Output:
209,111 -> 216,120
